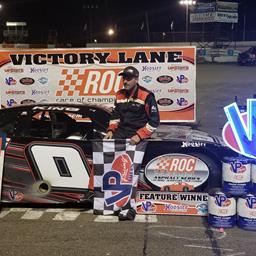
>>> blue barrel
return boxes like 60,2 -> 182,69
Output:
222,157 -> 251,196
237,194 -> 256,231
208,191 -> 236,228
251,160 -> 256,194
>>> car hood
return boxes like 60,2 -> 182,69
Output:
151,125 -> 225,145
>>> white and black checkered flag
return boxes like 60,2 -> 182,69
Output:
93,139 -> 147,215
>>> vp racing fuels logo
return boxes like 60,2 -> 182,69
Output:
103,154 -> 133,207
223,99 -> 256,159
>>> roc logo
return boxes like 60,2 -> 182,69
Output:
223,99 -> 256,159
56,68 -> 123,97
103,153 -> 133,207
141,201 -> 156,212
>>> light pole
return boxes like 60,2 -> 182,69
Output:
179,0 -> 196,42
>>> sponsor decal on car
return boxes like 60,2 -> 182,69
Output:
177,97 -> 188,106
20,99 -> 36,105
8,189 -> 24,201
136,191 -> 208,216
20,77 -> 35,85
38,77 -> 48,85
5,77 -> 16,85
5,90 -> 25,95
103,153 -> 133,207
223,99 -> 256,159
142,75 -> 152,83
145,153 -> 209,190
181,141 -> 206,148
32,106 -> 80,112
176,74 -> 189,84
156,75 -> 173,83
157,98 -> 173,106
6,99 -> 17,107
4,67 -> 24,73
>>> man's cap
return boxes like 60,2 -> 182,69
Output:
118,66 -> 139,78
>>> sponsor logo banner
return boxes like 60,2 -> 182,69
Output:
136,191 -> 208,216
145,153 -> 209,190
0,47 -> 196,122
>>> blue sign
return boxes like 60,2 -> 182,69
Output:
223,99 -> 256,159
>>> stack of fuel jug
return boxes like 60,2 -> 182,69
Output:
208,156 -> 256,230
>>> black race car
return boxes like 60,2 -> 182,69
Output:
0,103 -> 235,204
238,47 -> 256,66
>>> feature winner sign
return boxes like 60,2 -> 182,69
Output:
0,47 -> 196,122
136,191 -> 208,216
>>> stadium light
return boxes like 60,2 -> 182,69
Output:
179,0 -> 196,42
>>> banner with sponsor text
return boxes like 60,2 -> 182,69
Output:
136,191 -> 208,216
0,46 -> 196,122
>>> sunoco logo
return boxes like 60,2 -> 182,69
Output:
142,76 -> 152,83
156,75 -> 173,83
38,77 -> 48,85
20,77 -> 35,85
157,98 -> 173,106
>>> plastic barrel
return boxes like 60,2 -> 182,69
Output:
222,157 -> 251,196
251,160 -> 256,194
237,194 -> 256,231
208,190 -> 236,228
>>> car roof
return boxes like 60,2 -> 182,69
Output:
0,102 -> 112,115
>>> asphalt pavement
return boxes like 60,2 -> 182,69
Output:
1,63 -> 256,256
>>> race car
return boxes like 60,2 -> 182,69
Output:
160,182 -> 194,192
0,103 -> 236,204
237,46 -> 256,66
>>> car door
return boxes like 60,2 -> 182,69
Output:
1,107 -> 94,204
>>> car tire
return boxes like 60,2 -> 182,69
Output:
185,152 -> 221,192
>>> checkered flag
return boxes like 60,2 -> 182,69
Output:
93,139 -> 147,215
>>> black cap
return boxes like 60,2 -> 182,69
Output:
118,66 -> 139,78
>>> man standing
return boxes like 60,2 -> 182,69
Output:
105,66 -> 160,145
104,66 -> 160,221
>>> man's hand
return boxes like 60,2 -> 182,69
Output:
130,134 -> 141,145
104,131 -> 113,139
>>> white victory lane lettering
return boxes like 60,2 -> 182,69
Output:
30,144 -> 89,189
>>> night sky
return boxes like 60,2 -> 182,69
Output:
0,0 -> 256,45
